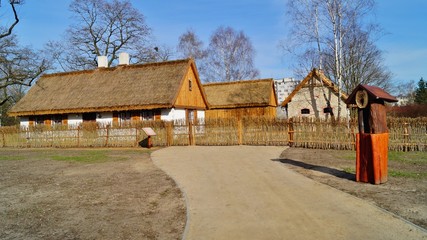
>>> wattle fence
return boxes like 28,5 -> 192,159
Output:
0,117 -> 426,151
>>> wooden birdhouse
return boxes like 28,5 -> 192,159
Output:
346,84 -> 398,184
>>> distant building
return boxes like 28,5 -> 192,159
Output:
274,77 -> 299,103
274,78 -> 299,118
203,79 -> 278,119
281,69 -> 348,120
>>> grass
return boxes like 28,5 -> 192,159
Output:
50,150 -> 109,163
0,155 -> 26,161
389,170 -> 427,179
0,148 -> 153,164
388,151 -> 427,164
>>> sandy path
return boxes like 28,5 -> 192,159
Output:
152,146 -> 426,240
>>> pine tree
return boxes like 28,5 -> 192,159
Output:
414,77 -> 427,104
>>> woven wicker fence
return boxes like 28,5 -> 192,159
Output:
0,117 -> 426,151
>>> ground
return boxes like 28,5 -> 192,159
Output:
279,148 -> 427,230
1,147 -> 425,239
0,148 -> 186,240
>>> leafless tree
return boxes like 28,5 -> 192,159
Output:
0,33 -> 48,126
0,0 -> 47,115
46,0 -> 152,71
203,26 -> 259,82
0,0 -> 22,39
177,29 -> 207,79
177,29 -> 207,61
283,0 -> 391,117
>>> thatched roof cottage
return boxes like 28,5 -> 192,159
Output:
203,79 -> 278,119
281,69 -> 348,119
9,58 -> 209,127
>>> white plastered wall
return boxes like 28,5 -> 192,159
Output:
96,112 -> 113,125
161,108 -> 186,121
68,113 -> 83,126
19,117 -> 30,127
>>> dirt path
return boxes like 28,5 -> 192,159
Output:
152,146 -> 427,240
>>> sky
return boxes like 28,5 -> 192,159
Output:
5,0 -> 427,87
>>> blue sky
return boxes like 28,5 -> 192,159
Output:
6,0 -> 427,86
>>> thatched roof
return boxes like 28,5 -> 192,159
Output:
203,79 -> 277,109
9,59 -> 207,117
281,69 -> 348,106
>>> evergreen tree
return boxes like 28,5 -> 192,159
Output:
414,77 -> 427,104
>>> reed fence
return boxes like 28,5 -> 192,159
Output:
0,117 -> 425,151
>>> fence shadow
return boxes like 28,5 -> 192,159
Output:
272,158 -> 355,181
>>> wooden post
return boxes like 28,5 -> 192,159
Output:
166,122 -> 173,146
1,131 -> 5,148
403,122 -> 409,151
135,127 -> 139,147
288,119 -> 294,147
105,125 -> 110,147
77,126 -> 80,147
238,119 -> 243,145
188,121 -> 194,146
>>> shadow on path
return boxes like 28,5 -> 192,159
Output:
272,158 -> 355,181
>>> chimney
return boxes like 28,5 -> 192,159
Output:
119,52 -> 130,66
97,56 -> 108,68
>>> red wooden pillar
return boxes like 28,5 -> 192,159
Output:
346,84 -> 398,185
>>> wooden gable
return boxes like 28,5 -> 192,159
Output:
173,61 -> 208,110
281,69 -> 348,107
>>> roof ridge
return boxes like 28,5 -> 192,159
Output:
203,78 -> 273,86
42,58 -> 192,78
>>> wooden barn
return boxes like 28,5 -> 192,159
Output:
281,69 -> 348,119
203,79 -> 278,119
8,58 -> 209,127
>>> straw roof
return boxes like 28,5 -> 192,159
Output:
281,69 -> 348,106
9,59 -> 206,116
203,79 -> 277,109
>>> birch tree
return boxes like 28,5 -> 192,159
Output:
283,0 -> 391,117
203,26 -> 259,82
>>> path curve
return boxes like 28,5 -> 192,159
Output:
152,146 -> 426,240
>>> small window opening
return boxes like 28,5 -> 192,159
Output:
323,107 -> 333,114
301,108 -> 310,114
189,79 -> 192,91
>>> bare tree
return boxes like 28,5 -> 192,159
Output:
46,0 -> 152,71
177,29 -> 207,79
177,29 -> 207,60
0,0 -> 22,39
203,26 -> 259,82
283,0 -> 391,117
0,33 -> 48,126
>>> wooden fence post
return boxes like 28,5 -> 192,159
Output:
77,126 -> 80,147
403,122 -> 409,151
105,125 -> 110,147
238,118 -> 243,145
135,126 -> 139,147
188,121 -> 194,146
288,119 -> 294,147
1,132 -> 5,148
166,122 -> 173,146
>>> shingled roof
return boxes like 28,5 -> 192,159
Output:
9,59 -> 207,117
281,69 -> 348,106
203,79 -> 278,109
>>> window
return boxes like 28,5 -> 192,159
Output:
189,79 -> 193,91
52,115 -> 63,125
323,107 -> 333,114
141,110 -> 154,121
119,112 -> 131,123
35,117 -> 44,125
301,108 -> 310,114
